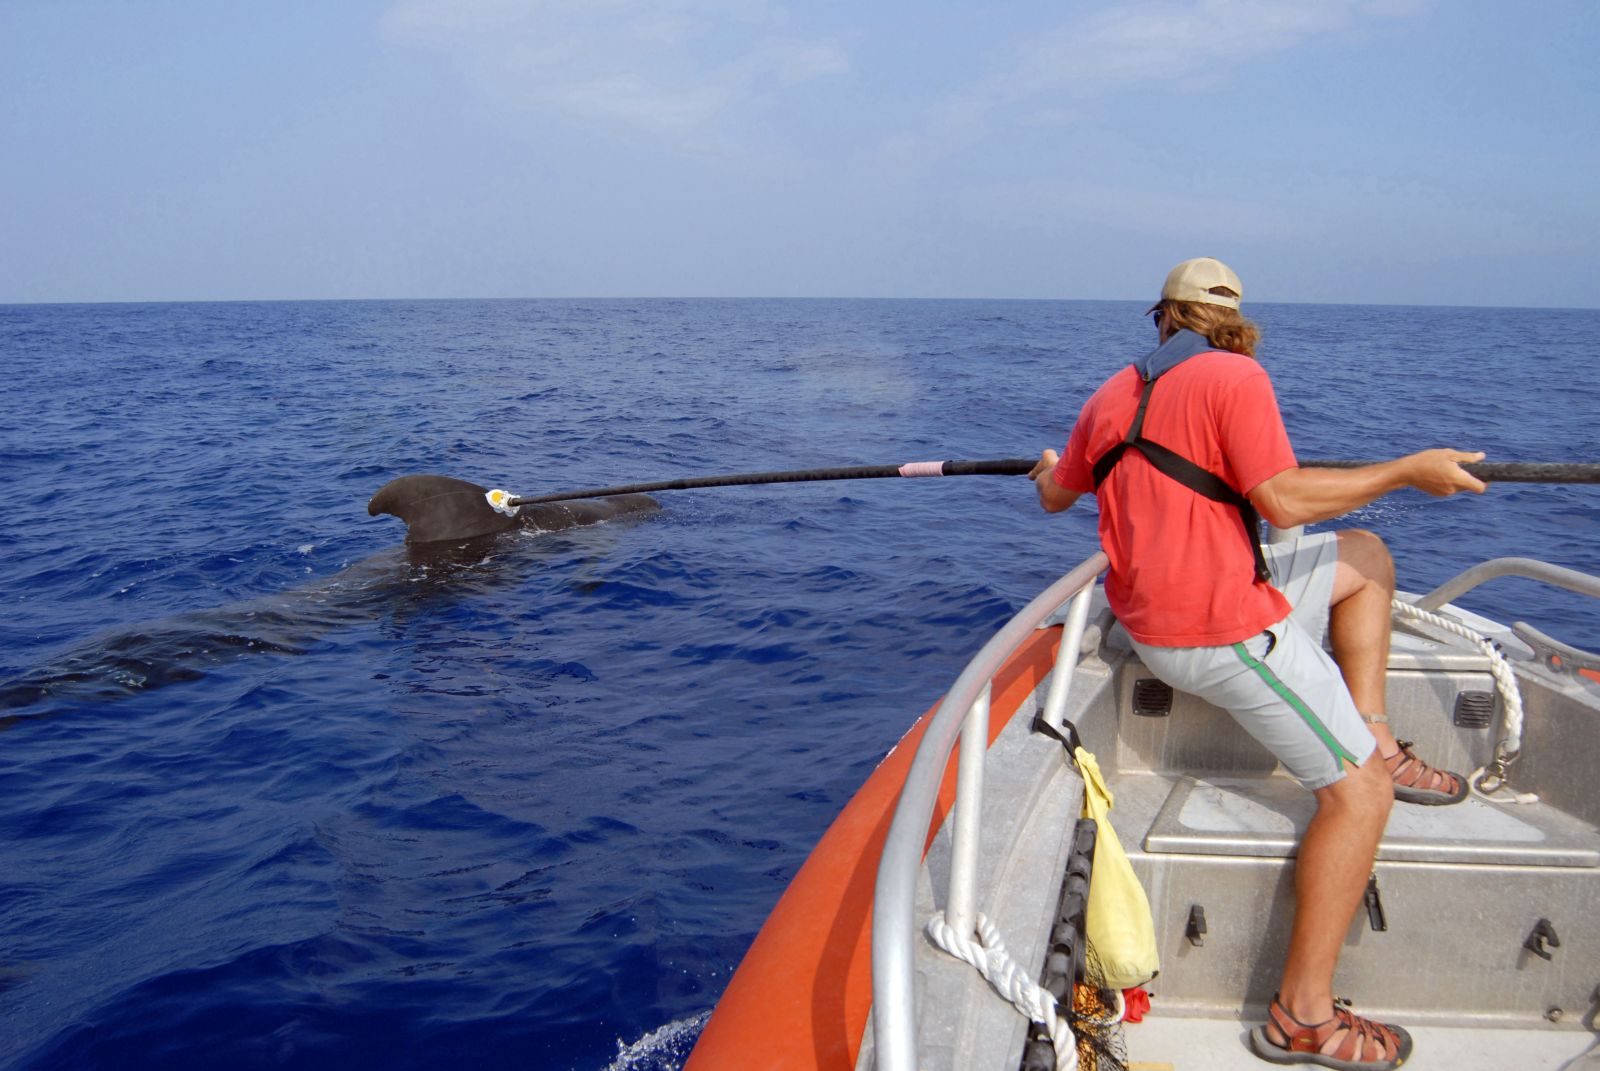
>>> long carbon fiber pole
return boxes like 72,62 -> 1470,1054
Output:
507,459 -> 1035,505
506,459 -> 1600,506
1303,461 -> 1600,484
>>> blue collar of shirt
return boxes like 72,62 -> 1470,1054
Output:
1133,328 -> 1214,382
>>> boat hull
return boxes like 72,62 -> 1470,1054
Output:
685,627 -> 1065,1070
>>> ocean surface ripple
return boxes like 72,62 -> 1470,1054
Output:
2,298 -> 1597,1069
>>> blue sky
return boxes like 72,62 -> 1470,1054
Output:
2,0 -> 1596,306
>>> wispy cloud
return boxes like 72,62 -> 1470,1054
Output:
891,0 -> 1427,160
380,0 -> 848,139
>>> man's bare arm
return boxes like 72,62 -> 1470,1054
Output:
1249,449 -> 1487,529
1030,449 -> 1082,514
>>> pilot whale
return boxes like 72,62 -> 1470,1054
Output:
1,477 -> 660,718
367,474 -> 660,545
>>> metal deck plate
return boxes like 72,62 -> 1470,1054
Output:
1385,628 -> 1496,671
1143,775 -> 1600,867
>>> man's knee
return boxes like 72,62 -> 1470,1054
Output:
1317,751 -> 1394,824
1334,529 -> 1395,599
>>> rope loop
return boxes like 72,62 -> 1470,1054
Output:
1390,599 -> 1537,804
1468,763 -> 1540,805
926,911 -> 1111,1071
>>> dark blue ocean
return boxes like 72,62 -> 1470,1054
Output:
3,299 -> 1597,1070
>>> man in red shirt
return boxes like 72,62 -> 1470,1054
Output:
1031,258 -> 1485,1068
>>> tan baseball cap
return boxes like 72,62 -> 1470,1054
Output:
1145,257 -> 1243,313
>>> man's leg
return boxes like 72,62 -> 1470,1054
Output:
1329,530 -> 1464,801
1263,752 -> 1409,1064
1132,621 -> 1411,1064
1277,750 -> 1391,1020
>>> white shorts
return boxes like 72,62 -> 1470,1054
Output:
1129,532 -> 1378,790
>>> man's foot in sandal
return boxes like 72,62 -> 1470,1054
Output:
1383,741 -> 1468,805
1249,994 -> 1413,1069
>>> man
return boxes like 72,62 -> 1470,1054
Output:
1030,258 -> 1485,1068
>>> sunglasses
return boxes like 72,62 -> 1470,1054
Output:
1151,310 -> 1164,330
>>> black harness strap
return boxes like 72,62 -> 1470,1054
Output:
1091,373 -> 1272,584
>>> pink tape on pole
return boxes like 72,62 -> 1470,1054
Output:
897,461 -> 946,478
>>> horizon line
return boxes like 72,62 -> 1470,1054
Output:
3,294 -> 1595,313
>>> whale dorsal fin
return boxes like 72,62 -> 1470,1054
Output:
367,474 -> 519,545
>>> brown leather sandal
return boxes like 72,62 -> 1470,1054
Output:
1383,740 -> 1468,805
1249,994 -> 1413,1069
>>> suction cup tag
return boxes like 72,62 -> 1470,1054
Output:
486,489 -> 521,517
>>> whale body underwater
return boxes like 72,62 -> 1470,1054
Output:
0,477 -> 659,717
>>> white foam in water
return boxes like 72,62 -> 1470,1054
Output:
603,1012 -> 711,1071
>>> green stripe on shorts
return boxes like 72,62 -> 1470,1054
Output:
1231,641 -> 1359,766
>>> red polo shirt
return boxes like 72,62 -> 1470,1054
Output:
1054,350 -> 1297,647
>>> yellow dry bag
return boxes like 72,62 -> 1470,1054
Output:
1074,745 -> 1159,989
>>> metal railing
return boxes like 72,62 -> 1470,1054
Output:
869,552 -> 1108,1071
1412,556 -> 1600,678
1414,556 -> 1600,612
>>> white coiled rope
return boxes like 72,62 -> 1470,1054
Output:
925,912 -> 1125,1071
1390,599 -> 1538,804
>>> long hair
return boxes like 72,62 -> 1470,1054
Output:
1159,299 -> 1261,358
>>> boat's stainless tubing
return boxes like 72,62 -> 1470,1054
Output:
1415,557 -> 1600,612
1039,583 -> 1096,737
945,683 -> 991,940
871,552 -> 1108,1071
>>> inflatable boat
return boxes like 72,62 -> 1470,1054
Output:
686,546 -> 1600,1070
